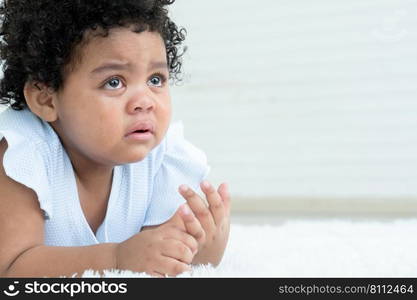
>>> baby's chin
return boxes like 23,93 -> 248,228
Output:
117,149 -> 152,164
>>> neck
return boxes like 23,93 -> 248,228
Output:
69,149 -> 114,208
72,160 -> 114,192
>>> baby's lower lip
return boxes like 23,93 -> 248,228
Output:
125,131 -> 153,141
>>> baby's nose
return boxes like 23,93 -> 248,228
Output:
127,92 -> 155,114
134,99 -> 154,112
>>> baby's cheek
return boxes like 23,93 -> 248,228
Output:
95,111 -> 120,139
74,116 -> 117,154
95,123 -> 120,148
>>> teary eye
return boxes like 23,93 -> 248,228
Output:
148,76 -> 161,87
147,73 -> 166,87
104,77 -> 123,89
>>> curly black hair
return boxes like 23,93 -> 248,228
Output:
0,0 -> 186,110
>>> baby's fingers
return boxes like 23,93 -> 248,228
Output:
179,185 -> 215,231
179,204 -> 206,245
162,239 -> 195,264
217,182 -> 231,216
201,181 -> 225,226
155,256 -> 191,277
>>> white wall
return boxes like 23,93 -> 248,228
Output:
169,0 -> 417,212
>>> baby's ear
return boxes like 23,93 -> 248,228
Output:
23,81 -> 58,122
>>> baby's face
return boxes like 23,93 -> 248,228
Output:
51,27 -> 171,165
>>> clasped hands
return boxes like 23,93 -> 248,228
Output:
176,181 -> 231,267
116,181 -> 231,277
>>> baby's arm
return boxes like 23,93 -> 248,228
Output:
0,140 -> 196,277
0,139 -> 115,277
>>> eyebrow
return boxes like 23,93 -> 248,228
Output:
91,61 -> 168,74
149,61 -> 169,70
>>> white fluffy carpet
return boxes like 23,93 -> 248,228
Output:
82,219 -> 417,277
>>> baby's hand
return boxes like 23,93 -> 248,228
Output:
115,207 -> 199,277
179,181 -> 231,266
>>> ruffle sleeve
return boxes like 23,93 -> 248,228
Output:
0,109 -> 52,219
142,121 -> 210,226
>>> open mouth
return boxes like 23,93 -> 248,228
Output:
133,129 -> 150,134
127,130 -> 153,141
125,121 -> 154,140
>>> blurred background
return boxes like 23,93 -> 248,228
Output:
169,0 -> 417,223
1,0 -> 416,225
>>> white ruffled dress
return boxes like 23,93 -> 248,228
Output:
0,108 -> 209,246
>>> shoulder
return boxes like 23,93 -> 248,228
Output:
0,107 -> 56,176
0,109 -> 54,217
0,108 -> 52,147
0,138 -> 45,213
0,138 -> 43,204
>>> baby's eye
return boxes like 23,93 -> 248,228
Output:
147,74 -> 166,87
104,77 -> 123,90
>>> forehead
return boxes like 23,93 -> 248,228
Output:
71,27 -> 167,71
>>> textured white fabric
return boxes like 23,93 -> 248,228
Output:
82,219 -> 417,277
0,108 -> 209,246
